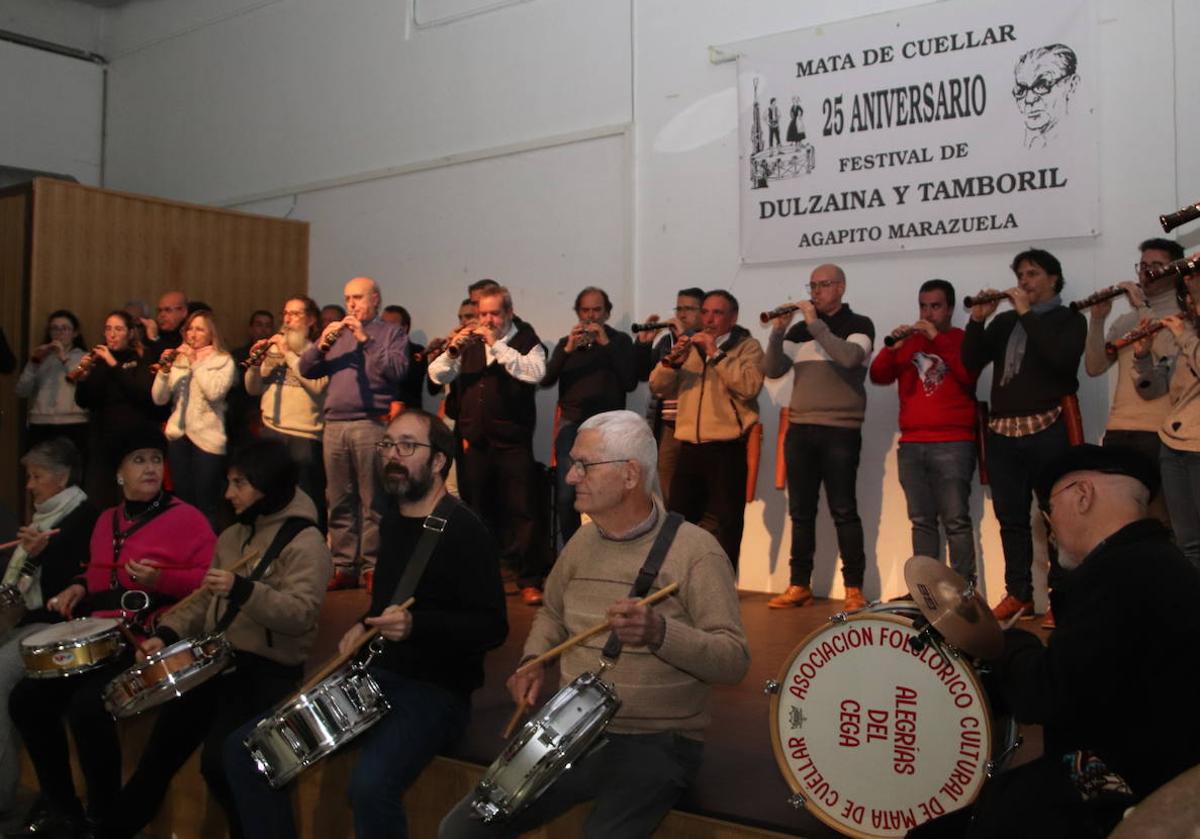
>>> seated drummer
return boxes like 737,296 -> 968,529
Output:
913,445 -> 1200,839
0,439 -> 99,815
223,408 -> 508,839
9,425 -> 214,837
440,409 -> 751,839
103,439 -> 332,839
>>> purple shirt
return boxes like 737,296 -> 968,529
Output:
299,318 -> 408,420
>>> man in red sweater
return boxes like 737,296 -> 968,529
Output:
870,279 -> 979,580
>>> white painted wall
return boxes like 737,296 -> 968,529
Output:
0,0 -> 103,55
11,0 -> 1195,603
0,40 -> 103,184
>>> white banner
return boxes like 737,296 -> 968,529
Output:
737,0 -> 1098,263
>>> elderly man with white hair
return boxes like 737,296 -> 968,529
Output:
440,409 -> 750,839
914,444 -> 1200,839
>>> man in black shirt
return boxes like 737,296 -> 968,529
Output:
962,248 -> 1085,623
223,409 -> 507,839
542,286 -> 636,546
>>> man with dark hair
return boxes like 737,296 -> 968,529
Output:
302,277 -> 408,591
870,279 -> 978,581
634,287 -> 705,503
1083,238 -> 1185,524
428,285 -> 548,604
650,289 -> 763,570
319,304 -> 345,330
963,247 -> 1086,622
382,305 -> 428,412
542,286 -> 636,546
224,410 -> 507,839
228,310 -> 279,450
763,264 -> 875,610
1012,44 -> 1080,149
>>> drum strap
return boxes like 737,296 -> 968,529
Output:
213,517 -> 316,634
385,493 -> 461,609
600,511 -> 684,662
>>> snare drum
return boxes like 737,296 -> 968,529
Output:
766,613 -> 996,838
21,617 -> 126,678
243,662 -> 389,789
102,634 -> 233,718
472,670 -> 621,822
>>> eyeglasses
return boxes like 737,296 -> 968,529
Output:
374,439 -> 433,457
1136,262 -> 1169,275
1042,479 -> 1083,516
281,308 -> 307,318
1011,76 -> 1065,100
566,457 -> 628,477
675,305 -> 700,313
809,279 -> 841,291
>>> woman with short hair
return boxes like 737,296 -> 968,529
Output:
0,439 -> 98,814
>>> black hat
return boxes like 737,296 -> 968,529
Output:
1035,444 -> 1159,508
110,424 -> 168,470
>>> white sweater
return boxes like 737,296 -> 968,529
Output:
152,351 -> 237,454
16,349 -> 89,425
244,344 -> 327,440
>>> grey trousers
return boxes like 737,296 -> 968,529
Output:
323,418 -> 388,572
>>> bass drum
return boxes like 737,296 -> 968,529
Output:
767,613 -> 996,838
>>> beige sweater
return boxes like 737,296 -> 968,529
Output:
523,509 -> 749,739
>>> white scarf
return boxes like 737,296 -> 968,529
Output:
4,485 -> 87,609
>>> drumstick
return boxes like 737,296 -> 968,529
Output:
515,582 -> 680,675
159,550 -> 263,618
116,620 -> 152,657
0,529 -> 61,552
297,597 -> 416,695
501,699 -> 529,739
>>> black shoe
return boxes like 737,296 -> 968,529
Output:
5,810 -> 80,838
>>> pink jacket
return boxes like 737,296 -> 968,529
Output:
83,498 -> 215,627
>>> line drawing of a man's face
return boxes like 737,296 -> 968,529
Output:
1012,44 -> 1079,149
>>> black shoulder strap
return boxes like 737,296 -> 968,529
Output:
214,516 -> 314,634
386,493 -> 460,610
601,512 -> 684,661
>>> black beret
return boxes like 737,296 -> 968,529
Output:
1035,444 -> 1159,508
110,423 -> 168,470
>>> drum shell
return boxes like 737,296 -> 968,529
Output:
244,664 -> 390,789
102,635 -> 233,718
471,671 -> 621,822
20,618 -> 125,679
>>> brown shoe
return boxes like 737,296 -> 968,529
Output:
1040,607 -> 1055,630
768,585 -> 813,609
326,569 -> 359,591
521,586 -> 544,606
842,587 -> 867,611
992,594 -> 1034,621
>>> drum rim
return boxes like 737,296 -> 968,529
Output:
22,617 -> 120,649
766,612 -> 995,839
103,635 -> 234,717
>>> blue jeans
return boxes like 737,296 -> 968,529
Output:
785,424 -> 866,588
554,420 -> 581,546
439,731 -> 703,839
223,669 -> 468,839
1159,444 -> 1200,571
167,435 -> 225,529
985,421 -> 1070,602
897,440 -> 977,580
